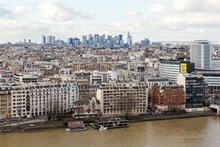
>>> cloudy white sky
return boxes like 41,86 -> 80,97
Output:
0,0 -> 219,43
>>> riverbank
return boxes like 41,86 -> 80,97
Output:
0,112 -> 218,133
127,111 -> 217,122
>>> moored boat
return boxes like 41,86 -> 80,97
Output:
99,125 -> 108,131
93,118 -> 128,130
65,121 -> 86,132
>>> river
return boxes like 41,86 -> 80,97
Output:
0,116 -> 220,147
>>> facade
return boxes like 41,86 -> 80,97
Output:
14,74 -> 38,83
190,40 -> 211,69
29,80 -> 78,116
127,32 -> 132,46
211,59 -> 220,69
0,85 -> 11,118
97,82 -> 148,116
47,36 -> 52,44
42,35 -> 46,44
73,97 -> 100,115
130,64 -> 147,82
72,62 -> 112,72
90,71 -> 103,84
150,84 -> 185,112
59,68 -> 73,76
177,73 -> 205,109
11,83 -> 30,117
24,63 -> 40,74
195,69 -> 220,96
147,77 -> 169,89
78,84 -> 99,99
159,60 -> 195,84
0,70 -> 14,83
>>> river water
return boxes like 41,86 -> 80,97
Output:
0,116 -> 220,147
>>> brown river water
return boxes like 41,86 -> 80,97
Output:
0,116 -> 220,147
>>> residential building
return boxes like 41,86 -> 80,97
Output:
0,70 -> 14,83
97,82 -> 148,116
14,74 -> 38,83
0,85 -> 11,118
11,83 -> 30,117
29,79 -> 78,116
72,62 -> 112,72
150,84 -> 185,113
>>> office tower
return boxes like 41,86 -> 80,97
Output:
24,39 -> 26,43
127,32 -> 132,46
190,40 -> 211,69
28,39 -> 31,43
88,34 -> 93,46
119,34 -> 123,41
141,38 -> 150,47
98,35 -> 105,47
82,35 -> 87,46
42,35 -> 46,44
119,40 -> 124,48
74,38 -> 80,47
52,36 -> 55,45
159,60 -> 195,85
67,38 -> 73,44
114,36 -> 119,45
94,34 -> 99,47
47,36 -> 52,44
177,73 -> 205,109
102,34 -> 106,42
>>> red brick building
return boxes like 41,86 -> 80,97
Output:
150,84 -> 185,113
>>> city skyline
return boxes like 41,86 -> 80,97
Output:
0,0 -> 219,43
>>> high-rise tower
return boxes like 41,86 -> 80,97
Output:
190,40 -> 211,69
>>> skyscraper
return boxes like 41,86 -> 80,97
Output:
67,38 -> 73,44
82,35 -> 87,46
190,40 -> 211,69
42,35 -> 46,44
52,36 -> 56,45
119,34 -> 123,41
47,36 -> 52,44
88,34 -> 93,46
127,32 -> 132,46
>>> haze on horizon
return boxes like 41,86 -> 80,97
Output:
0,0 -> 219,43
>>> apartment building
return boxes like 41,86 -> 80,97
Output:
150,84 -> 185,113
14,74 -> 38,83
72,62 -> 112,72
97,82 -> 148,116
29,80 -> 78,116
11,83 -> 30,117
0,85 -> 11,118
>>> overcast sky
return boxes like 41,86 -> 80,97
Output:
0,0 -> 219,43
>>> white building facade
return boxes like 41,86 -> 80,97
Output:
29,80 -> 78,116
190,40 -> 211,69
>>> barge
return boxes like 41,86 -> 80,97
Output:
65,121 -> 86,132
93,118 -> 128,130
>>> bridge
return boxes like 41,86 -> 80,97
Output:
209,104 -> 220,114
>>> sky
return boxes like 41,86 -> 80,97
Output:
0,0 -> 219,43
